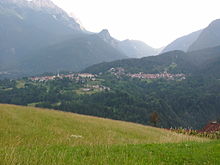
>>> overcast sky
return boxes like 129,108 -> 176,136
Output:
52,0 -> 219,48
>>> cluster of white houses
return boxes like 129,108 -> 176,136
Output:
128,73 -> 186,80
82,85 -> 110,92
30,73 -> 96,82
30,68 -> 186,82
108,67 -> 186,80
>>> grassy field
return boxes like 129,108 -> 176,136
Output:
0,104 -> 219,165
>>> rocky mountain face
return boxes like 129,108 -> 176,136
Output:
188,19 -> 220,51
0,0 -> 159,77
0,0 -> 128,77
0,0 -> 84,32
0,0 -> 85,70
97,29 -> 158,58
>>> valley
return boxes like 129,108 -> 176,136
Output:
1,59 -> 220,129
0,0 -> 220,164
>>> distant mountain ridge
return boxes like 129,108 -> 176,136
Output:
0,0 -> 87,76
118,40 -> 159,58
1,0 -> 84,31
162,30 -> 202,53
18,32 -> 127,75
162,19 -> 220,53
97,29 -> 158,58
188,19 -> 220,51
2,0 -> 220,78
0,0 -> 158,77
0,0 -> 126,77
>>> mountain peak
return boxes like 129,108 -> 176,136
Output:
1,0 -> 85,33
100,29 -> 109,34
98,29 -> 111,38
97,29 -> 114,42
30,0 -> 57,9
208,19 -> 220,29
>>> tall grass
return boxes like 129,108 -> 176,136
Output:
0,104 -> 214,165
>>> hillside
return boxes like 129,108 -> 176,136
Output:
1,47 -> 220,129
84,46 -> 220,77
2,104 -> 219,165
189,19 -> 220,51
162,30 -> 202,53
0,104 -> 204,145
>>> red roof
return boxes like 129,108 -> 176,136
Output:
200,122 -> 220,132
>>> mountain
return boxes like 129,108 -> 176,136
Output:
0,0 -> 157,78
0,0 -> 84,33
0,0 -> 160,77
0,0 -> 85,73
0,0 -> 127,77
98,29 -> 159,58
18,32 -> 127,75
188,19 -> 220,51
118,40 -> 159,58
161,30 -> 202,53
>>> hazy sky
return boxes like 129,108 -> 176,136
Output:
52,0 -> 219,48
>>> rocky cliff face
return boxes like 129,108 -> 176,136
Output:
1,0 -> 84,31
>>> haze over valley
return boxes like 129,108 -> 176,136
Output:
0,0 -> 220,164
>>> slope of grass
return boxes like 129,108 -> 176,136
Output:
1,142 -> 219,165
0,104 -> 206,146
0,104 -> 218,165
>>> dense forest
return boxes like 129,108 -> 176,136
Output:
0,71 -> 220,129
1,45 -> 220,129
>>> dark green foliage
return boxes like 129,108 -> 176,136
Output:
84,46 -> 220,79
84,50 -> 193,74
1,73 -> 220,129
1,45 -> 220,129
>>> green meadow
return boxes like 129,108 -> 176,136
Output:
0,104 -> 219,165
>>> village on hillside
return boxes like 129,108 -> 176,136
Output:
30,73 -> 96,82
108,67 -> 186,80
30,67 -> 186,82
